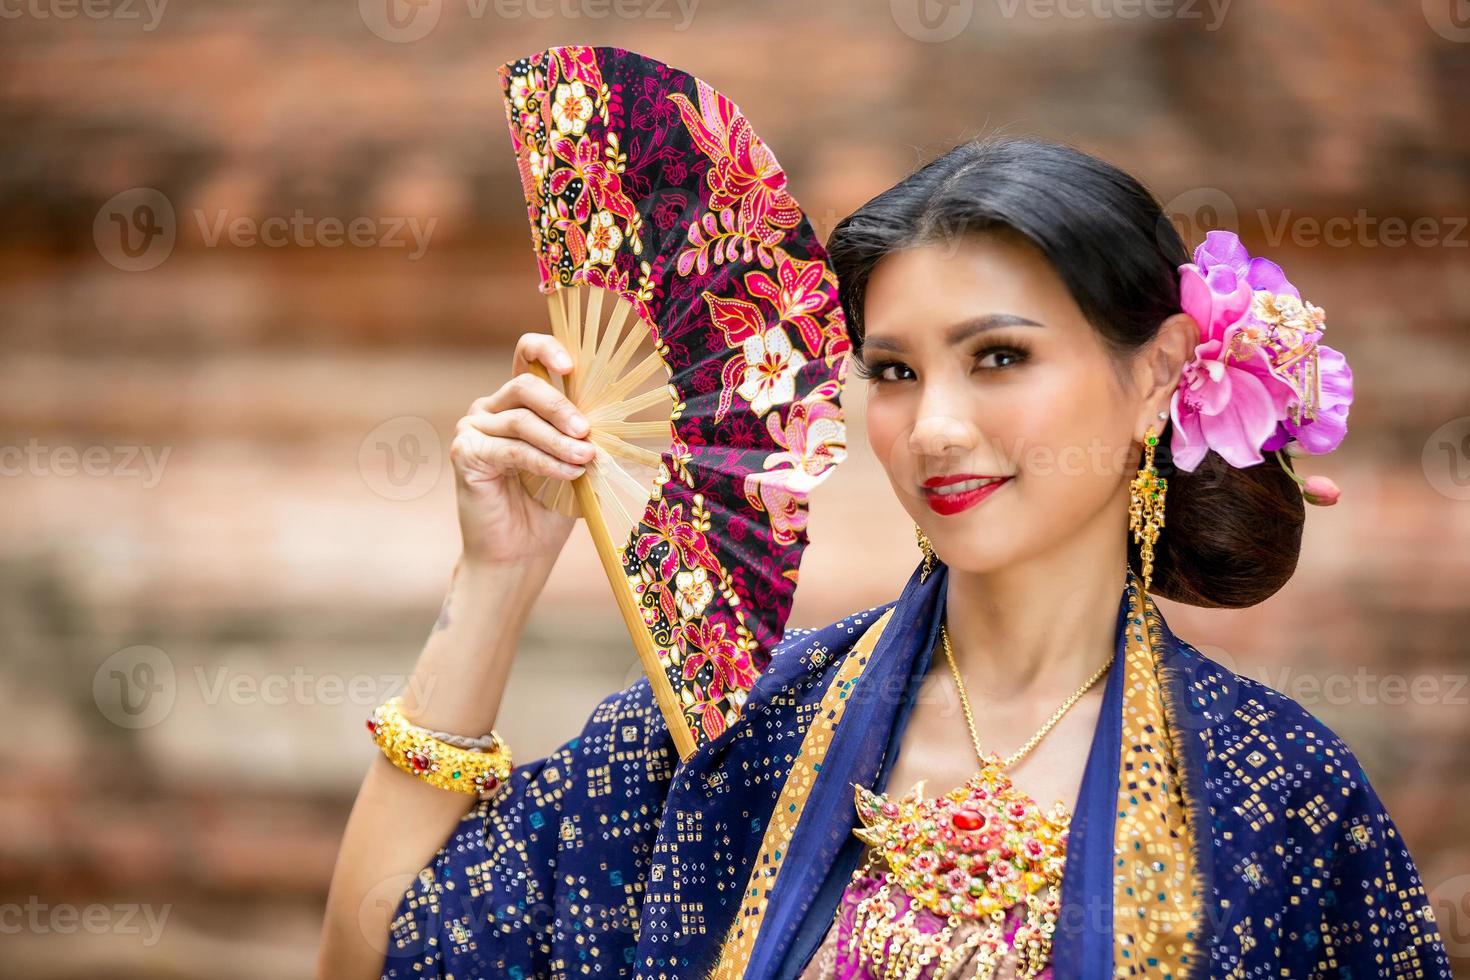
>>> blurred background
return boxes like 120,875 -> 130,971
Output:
2,1 -> 1468,976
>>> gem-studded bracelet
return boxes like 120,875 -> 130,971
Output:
367,696 -> 512,800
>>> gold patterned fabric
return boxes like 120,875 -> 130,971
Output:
1111,583 -> 1203,974
709,608 -> 895,974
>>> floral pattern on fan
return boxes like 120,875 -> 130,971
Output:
498,46 -> 849,747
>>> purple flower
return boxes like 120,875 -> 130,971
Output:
1170,330 -> 1297,471
1264,343 -> 1353,455
1171,230 -> 1351,471
1178,230 -> 1301,344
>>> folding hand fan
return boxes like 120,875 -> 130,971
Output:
496,45 -> 850,761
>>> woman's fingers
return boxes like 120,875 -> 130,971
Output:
479,364 -> 590,439
512,331 -> 578,381
452,424 -> 587,482
467,407 -> 596,465
451,332 -> 594,484
460,408 -> 594,475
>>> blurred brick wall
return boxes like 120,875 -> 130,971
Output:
2,1 -> 1468,975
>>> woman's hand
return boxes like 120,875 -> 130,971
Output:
451,332 -> 595,568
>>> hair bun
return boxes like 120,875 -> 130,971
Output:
1140,445 -> 1304,609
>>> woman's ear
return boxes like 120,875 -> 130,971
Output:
1136,312 -> 1199,423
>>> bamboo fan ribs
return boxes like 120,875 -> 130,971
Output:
519,282 -> 675,526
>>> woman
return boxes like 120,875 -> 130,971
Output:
317,137 -> 1451,979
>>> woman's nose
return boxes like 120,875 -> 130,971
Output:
908,411 -> 977,459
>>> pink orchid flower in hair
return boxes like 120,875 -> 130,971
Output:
1169,330 -> 1295,471
1170,230 -> 1354,504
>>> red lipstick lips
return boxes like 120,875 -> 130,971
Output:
920,473 -> 1011,516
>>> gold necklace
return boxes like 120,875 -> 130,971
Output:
842,622 -> 1112,978
939,622 -> 1113,771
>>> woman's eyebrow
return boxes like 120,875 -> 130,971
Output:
862,313 -> 1044,353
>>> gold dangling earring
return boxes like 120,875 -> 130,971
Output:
914,522 -> 937,582
1128,415 -> 1168,594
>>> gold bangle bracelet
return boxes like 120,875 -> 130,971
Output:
367,696 -> 513,800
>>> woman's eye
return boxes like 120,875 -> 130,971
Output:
977,348 -> 1025,370
852,358 -> 912,382
855,345 -> 1027,382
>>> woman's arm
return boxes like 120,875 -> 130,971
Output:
317,330 -> 598,979
316,553 -> 553,980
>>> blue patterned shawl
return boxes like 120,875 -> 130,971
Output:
380,560 -> 1451,978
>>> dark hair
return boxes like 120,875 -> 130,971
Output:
827,136 -> 1303,609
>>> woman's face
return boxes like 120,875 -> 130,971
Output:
856,233 -> 1176,574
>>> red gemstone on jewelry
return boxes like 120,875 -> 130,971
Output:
365,719 -> 377,734
952,808 -> 984,831
410,754 -> 429,772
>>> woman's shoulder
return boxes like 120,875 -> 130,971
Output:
541,671 -> 680,780
1167,635 -> 1451,971
761,601 -> 902,681
581,603 -> 900,772
1165,634 -> 1388,813
775,601 -> 901,657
